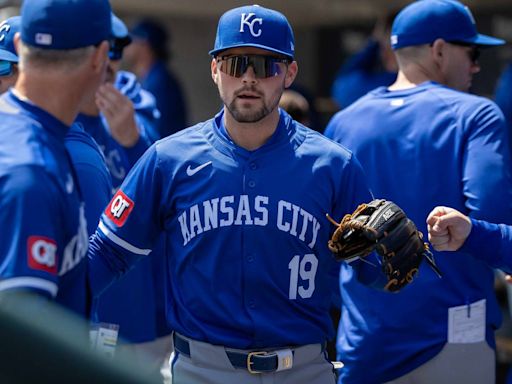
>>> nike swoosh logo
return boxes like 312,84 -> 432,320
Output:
186,161 -> 212,176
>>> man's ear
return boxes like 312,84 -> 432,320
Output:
430,39 -> 446,65
284,60 -> 298,89
211,58 -> 219,84
91,40 -> 110,73
13,32 -> 20,54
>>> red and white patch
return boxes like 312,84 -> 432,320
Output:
27,236 -> 58,274
105,190 -> 134,227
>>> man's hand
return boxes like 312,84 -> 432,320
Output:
426,206 -> 472,251
96,83 -> 139,147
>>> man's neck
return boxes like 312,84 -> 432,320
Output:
223,108 -> 280,151
388,68 -> 434,91
80,97 -> 100,117
15,73 -> 85,126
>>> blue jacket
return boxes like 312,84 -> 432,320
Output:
325,81 -> 512,383
0,91 -> 88,316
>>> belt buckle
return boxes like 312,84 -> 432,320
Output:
247,351 -> 267,374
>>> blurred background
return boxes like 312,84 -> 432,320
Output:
2,0 -> 511,128
2,0 -> 512,382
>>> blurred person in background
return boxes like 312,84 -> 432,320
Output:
325,1 -> 512,383
279,88 -> 311,126
331,11 -> 398,110
124,18 -> 188,138
75,13 -> 172,382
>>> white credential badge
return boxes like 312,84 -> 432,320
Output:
240,13 -> 263,37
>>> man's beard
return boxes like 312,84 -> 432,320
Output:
224,86 -> 278,123
226,100 -> 271,123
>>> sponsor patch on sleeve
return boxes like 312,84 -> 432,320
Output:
27,236 -> 58,274
105,190 -> 135,227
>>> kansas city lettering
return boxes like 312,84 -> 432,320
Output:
178,195 -> 320,248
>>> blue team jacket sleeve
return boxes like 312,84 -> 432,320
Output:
495,64 -> 512,126
460,219 -> 512,273
462,102 -> 512,222
88,145 -> 164,296
0,165 -> 64,298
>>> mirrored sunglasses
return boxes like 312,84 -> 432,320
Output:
216,55 -> 290,79
0,60 -> 13,76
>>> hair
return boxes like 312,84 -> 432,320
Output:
394,44 -> 430,66
18,41 -> 96,74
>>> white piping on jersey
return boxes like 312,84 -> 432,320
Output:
0,276 -> 58,297
99,221 -> 152,256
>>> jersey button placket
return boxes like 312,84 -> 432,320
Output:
243,158 -> 258,315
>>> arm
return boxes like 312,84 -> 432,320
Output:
65,127 -> 113,236
462,102 -> 512,223
495,64 -> 512,126
0,166 -> 64,299
87,145 -> 165,297
427,206 -> 512,273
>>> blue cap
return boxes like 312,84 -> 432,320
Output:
391,0 -> 504,50
0,16 -> 20,62
111,13 -> 131,46
209,5 -> 295,59
20,0 -> 111,50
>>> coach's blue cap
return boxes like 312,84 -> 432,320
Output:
20,0 -> 112,50
210,5 -> 295,59
111,13 -> 131,45
0,16 -> 20,62
391,0 -> 504,50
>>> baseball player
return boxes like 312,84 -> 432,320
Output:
76,13 -> 160,190
125,19 -> 188,138
0,16 -> 20,94
324,1 -> 512,383
77,13 -> 172,378
88,5 -> 390,383
0,13 -> 113,251
0,0 -> 111,315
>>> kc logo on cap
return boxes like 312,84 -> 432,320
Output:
240,13 -> 263,38
210,5 -> 295,59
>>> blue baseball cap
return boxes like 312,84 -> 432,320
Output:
111,14 -> 130,42
111,13 -> 131,46
209,5 -> 295,59
109,14 -> 131,60
0,16 -> 20,62
391,0 -> 504,50
20,0 -> 111,50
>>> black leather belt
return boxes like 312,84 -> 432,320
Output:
173,333 -> 290,374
